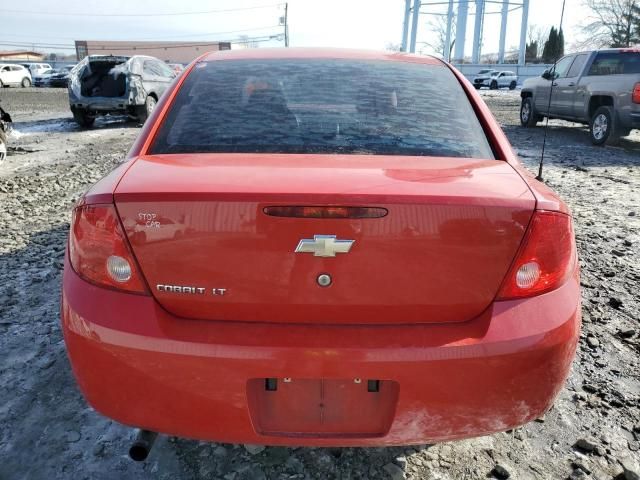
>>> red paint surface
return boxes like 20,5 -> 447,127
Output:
62,254 -> 580,445
61,48 -> 581,445
114,155 -> 535,324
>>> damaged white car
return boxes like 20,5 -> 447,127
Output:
68,55 -> 176,127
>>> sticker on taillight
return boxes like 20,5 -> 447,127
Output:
69,204 -> 148,294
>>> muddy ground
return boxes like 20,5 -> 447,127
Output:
0,88 -> 638,480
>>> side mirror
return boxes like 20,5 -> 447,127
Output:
541,69 -> 553,80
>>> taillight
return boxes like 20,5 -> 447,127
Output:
497,211 -> 576,300
69,204 -> 148,294
633,83 -> 640,104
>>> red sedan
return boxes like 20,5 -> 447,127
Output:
61,48 -> 580,454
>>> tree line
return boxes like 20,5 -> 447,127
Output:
527,0 -> 639,63
526,26 -> 565,63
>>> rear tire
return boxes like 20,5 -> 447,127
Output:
520,97 -> 540,127
509,81 -> 516,90
474,84 -> 481,90
21,77 -> 31,88
590,106 -> 621,146
72,108 -> 95,128
490,80 -> 498,90
136,95 -> 157,124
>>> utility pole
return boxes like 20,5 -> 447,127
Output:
454,0 -> 468,63
409,0 -> 421,53
518,0 -> 529,65
284,3 -> 289,47
498,0 -> 509,64
401,0 -> 412,52
444,0 -> 454,62
472,0 -> 485,63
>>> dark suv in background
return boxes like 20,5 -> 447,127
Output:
520,48 -> 640,145
68,55 -> 176,127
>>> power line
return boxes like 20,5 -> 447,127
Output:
0,3 -> 283,17
0,42 -> 77,50
0,35 -> 285,52
0,25 -> 282,43
137,26 -> 281,40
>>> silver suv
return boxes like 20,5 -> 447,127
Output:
520,48 -> 640,145
473,70 -> 518,90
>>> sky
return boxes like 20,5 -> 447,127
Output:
0,0 -> 587,59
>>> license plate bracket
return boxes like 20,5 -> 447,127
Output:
247,378 -> 399,438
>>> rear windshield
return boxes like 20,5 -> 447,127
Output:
587,52 -> 640,75
150,59 -> 494,159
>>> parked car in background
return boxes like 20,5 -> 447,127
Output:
21,62 -> 52,77
473,68 -> 497,87
0,64 -> 32,87
520,48 -> 640,145
68,55 -> 176,127
474,70 -> 517,90
49,66 -> 75,88
33,68 -> 56,87
62,48 -> 580,453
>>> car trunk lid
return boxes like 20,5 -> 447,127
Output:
114,154 -> 535,324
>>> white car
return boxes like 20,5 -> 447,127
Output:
21,62 -> 52,76
473,70 -> 518,90
0,64 -> 32,87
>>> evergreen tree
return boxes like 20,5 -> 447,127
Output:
542,27 -> 565,63
526,40 -> 539,62
558,28 -> 565,58
542,27 -> 557,63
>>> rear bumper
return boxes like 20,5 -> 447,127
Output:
68,90 -> 143,114
70,102 -> 134,114
624,111 -> 640,129
61,255 -> 580,446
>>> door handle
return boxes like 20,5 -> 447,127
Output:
568,82 -> 576,86
552,82 -> 558,86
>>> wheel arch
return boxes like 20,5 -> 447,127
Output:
588,95 -> 614,118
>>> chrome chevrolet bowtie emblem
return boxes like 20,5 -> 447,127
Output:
294,235 -> 355,257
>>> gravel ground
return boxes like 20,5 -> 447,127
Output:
0,88 -> 639,480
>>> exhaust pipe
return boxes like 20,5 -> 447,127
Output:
129,429 -> 158,461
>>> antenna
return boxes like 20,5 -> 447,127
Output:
536,0 -> 567,182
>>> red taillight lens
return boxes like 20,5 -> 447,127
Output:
632,83 -> 640,104
497,211 -> 576,300
69,204 -> 147,294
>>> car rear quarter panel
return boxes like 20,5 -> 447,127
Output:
446,63 -> 569,214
